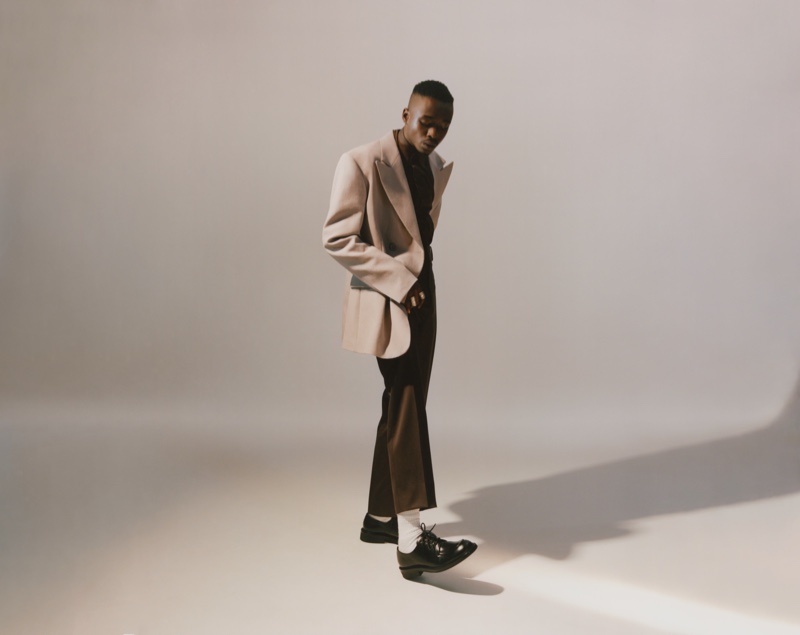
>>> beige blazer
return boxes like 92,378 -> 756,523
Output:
322,131 -> 454,359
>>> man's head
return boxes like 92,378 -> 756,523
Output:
401,80 -> 454,155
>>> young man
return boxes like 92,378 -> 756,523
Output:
322,80 -> 477,579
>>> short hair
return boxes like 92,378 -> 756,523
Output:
412,80 -> 454,104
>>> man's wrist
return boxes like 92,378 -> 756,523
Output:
402,281 -> 419,303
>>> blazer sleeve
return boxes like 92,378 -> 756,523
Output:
322,153 -> 418,304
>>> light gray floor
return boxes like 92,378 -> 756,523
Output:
2,404 -> 800,635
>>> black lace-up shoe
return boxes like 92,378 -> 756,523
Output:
360,514 -> 398,544
396,524 -> 478,579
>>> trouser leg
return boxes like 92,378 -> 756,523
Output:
367,292 -> 437,516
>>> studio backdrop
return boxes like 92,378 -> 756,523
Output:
1,0 -> 799,451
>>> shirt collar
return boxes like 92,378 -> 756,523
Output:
393,129 -> 427,167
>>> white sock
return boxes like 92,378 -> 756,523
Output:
397,509 -> 422,553
368,514 -> 392,522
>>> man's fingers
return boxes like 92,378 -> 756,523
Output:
403,287 -> 426,313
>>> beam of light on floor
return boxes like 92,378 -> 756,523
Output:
482,555 -> 800,635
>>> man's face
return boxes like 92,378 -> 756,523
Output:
401,94 -> 454,155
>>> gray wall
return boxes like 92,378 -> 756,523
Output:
2,0 -> 799,449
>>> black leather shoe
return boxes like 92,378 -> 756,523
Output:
396,524 -> 478,579
360,514 -> 398,544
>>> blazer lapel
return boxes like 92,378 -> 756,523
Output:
429,153 -> 453,229
376,132 -> 421,245
431,156 -> 453,204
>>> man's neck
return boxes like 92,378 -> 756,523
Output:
396,128 -> 418,163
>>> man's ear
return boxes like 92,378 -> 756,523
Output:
402,107 -> 409,123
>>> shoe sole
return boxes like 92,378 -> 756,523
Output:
399,542 -> 478,579
360,528 -> 398,545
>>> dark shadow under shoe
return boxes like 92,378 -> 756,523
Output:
397,524 -> 478,580
360,514 -> 398,544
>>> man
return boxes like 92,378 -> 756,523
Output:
322,80 -> 477,580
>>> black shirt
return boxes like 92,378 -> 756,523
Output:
393,129 -> 435,249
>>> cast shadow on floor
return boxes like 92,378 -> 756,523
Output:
437,381 -> 800,579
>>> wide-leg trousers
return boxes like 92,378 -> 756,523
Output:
367,280 -> 437,517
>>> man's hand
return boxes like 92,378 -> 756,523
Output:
402,281 -> 426,314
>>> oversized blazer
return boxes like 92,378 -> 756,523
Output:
323,131 -> 454,359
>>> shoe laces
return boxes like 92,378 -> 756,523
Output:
418,523 -> 445,549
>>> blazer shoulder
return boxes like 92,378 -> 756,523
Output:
343,136 -> 384,170
430,149 -> 449,171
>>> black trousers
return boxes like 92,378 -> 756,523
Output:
367,272 -> 437,517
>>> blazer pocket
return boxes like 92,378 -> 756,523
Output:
350,274 -> 371,290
